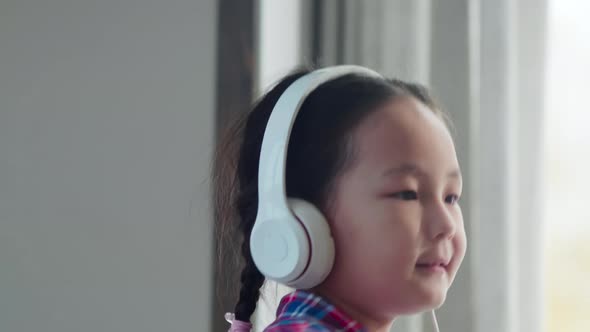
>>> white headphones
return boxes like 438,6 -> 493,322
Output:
249,65 -> 382,289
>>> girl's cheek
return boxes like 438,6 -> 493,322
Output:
454,233 -> 468,267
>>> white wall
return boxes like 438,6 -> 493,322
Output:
0,1 -> 216,331
256,0 -> 302,95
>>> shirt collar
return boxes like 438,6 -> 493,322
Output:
275,290 -> 366,331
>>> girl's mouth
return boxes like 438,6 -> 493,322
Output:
415,260 -> 449,274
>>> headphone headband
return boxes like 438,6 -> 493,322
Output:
250,65 -> 382,288
256,65 -> 382,219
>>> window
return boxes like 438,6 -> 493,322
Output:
544,1 -> 590,331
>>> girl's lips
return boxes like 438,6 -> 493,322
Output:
415,262 -> 448,273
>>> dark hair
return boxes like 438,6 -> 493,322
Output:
213,67 -> 445,322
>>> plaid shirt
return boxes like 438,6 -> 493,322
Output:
264,290 -> 366,332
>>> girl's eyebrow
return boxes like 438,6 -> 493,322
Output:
382,163 -> 462,180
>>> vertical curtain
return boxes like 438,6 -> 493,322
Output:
515,1 -> 547,332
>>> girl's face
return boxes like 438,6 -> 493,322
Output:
317,96 -> 466,322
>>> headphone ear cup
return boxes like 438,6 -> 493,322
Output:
250,213 -> 310,284
286,198 -> 335,289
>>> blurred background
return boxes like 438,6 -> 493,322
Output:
0,0 -> 587,331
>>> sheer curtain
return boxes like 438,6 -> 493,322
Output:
254,1 -> 547,331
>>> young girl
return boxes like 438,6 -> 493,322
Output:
214,65 -> 467,332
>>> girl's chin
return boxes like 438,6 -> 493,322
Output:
388,291 -> 447,316
413,283 -> 448,311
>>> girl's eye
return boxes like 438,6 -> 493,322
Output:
391,190 -> 418,200
445,194 -> 460,205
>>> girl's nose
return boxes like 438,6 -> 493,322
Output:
425,200 -> 457,240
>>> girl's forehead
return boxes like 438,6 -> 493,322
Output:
350,97 -> 459,177
356,98 -> 449,147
